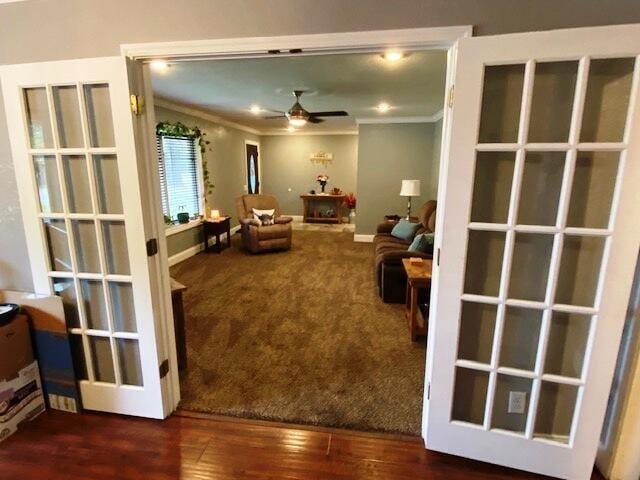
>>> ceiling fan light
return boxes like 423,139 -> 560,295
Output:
289,117 -> 307,127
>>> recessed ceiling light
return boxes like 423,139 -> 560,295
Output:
377,102 -> 391,113
286,126 -> 296,133
150,60 -> 169,72
250,105 -> 262,114
382,51 -> 404,62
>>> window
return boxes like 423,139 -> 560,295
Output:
156,135 -> 203,223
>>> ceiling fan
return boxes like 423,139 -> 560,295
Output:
263,90 -> 348,127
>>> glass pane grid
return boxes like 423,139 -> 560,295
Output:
30,82 -> 131,389
456,55 -> 634,445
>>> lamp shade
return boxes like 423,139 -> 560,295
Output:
400,179 -> 421,197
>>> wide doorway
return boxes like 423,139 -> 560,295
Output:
149,49 -> 448,434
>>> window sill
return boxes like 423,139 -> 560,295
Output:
165,219 -> 203,237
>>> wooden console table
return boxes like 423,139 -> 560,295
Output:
300,194 -> 346,224
402,258 -> 433,341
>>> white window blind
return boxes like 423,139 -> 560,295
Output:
156,135 -> 202,222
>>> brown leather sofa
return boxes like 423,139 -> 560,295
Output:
374,200 -> 436,303
236,194 -> 293,253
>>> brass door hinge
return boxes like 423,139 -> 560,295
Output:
447,85 -> 455,108
130,94 -> 145,115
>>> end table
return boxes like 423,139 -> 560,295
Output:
401,258 -> 433,341
203,216 -> 231,253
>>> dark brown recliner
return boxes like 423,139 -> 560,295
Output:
374,200 -> 436,303
236,194 -> 292,253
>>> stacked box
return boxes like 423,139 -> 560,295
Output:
0,314 -> 45,442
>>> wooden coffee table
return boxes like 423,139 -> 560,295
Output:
402,258 -> 433,341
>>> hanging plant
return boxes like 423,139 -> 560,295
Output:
156,121 -> 215,195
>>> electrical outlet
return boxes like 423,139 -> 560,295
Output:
508,391 -> 526,414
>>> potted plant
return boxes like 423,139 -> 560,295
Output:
345,193 -> 356,223
316,174 -> 329,193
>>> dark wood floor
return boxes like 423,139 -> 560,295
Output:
1,410 -> 604,479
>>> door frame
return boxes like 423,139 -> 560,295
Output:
244,139 -> 262,194
121,25 -> 471,427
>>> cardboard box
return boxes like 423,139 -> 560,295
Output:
0,315 -> 45,442
0,291 -> 81,413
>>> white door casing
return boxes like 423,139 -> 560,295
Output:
1,56 -> 176,418
425,24 -> 640,479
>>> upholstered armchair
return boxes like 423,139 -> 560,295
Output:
236,194 -> 293,253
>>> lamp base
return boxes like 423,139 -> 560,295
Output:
405,197 -> 412,220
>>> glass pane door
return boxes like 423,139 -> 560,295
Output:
454,55 -> 634,444
2,57 -> 170,418
426,25 -> 640,480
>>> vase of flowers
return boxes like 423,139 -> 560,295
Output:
317,174 -> 329,193
345,192 -> 356,223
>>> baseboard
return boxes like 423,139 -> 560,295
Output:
168,225 -> 240,267
286,214 -> 304,222
354,234 -> 374,243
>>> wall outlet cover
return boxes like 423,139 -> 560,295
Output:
508,391 -> 527,414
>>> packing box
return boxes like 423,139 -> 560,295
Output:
0,291 -> 80,413
0,314 -> 46,442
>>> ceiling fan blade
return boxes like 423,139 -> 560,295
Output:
263,115 -> 286,120
309,111 -> 349,117
307,117 -> 324,124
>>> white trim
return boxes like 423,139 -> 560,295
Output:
356,112 -> 443,124
287,215 -> 304,222
167,225 -> 240,266
121,26 -> 473,59
261,130 -> 358,136
154,97 -> 261,135
165,218 -> 203,237
354,234 -> 374,243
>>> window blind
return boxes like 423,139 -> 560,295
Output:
156,135 -> 201,222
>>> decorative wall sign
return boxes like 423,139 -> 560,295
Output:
310,151 -> 333,166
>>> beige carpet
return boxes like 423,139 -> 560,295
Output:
170,230 -> 426,435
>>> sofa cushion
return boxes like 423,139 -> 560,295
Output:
257,223 -> 290,240
390,219 -> 420,241
408,233 -> 434,254
252,208 -> 275,225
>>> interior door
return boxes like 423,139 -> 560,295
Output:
1,57 -> 175,418
425,24 -> 640,479
246,142 -> 260,194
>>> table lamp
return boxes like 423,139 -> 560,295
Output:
211,209 -> 220,219
400,180 -> 421,220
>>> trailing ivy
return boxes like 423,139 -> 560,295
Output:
156,121 -> 214,195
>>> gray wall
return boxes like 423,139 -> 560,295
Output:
2,0 -> 640,290
355,123 -> 440,235
155,105 -> 258,257
261,134 -> 358,215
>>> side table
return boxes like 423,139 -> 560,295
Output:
401,258 -> 433,341
203,216 -> 231,253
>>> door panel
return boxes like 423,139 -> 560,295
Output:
246,142 -> 260,194
1,57 -> 171,418
425,24 -> 640,479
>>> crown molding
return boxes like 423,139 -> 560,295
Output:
356,110 -> 444,125
153,97 -> 261,135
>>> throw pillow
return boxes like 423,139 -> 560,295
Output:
390,219 -> 421,241
408,233 -> 435,254
252,208 -> 275,225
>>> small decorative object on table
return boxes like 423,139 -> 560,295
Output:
177,212 -> 190,224
331,187 -> 342,195
317,174 -> 329,193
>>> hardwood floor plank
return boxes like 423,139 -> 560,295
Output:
0,411 -> 604,480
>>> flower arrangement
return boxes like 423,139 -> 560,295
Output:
317,174 -> 329,193
345,193 -> 356,210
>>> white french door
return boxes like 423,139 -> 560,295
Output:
425,24 -> 640,479
1,57 -> 175,418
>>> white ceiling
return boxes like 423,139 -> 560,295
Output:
151,50 -> 447,134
